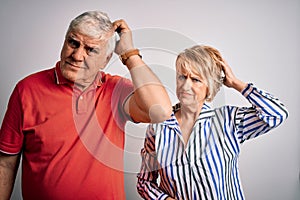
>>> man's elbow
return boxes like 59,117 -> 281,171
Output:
148,104 -> 172,123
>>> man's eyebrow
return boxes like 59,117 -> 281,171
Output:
67,34 -> 77,39
85,44 -> 101,51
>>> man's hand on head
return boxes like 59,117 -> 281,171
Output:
113,19 -> 134,55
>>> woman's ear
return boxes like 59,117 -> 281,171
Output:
205,87 -> 211,101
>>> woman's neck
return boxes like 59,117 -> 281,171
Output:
175,103 -> 203,146
177,102 -> 203,122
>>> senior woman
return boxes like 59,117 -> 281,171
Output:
136,45 -> 288,200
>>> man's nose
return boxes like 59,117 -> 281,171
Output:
72,47 -> 85,61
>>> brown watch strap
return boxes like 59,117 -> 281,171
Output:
119,49 -> 142,65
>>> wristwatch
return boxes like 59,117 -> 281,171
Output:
119,49 -> 142,65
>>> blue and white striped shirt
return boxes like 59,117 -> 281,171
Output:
137,84 -> 288,200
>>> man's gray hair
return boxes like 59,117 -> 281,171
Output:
66,11 -> 116,55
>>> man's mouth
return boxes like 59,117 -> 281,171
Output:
66,61 -> 81,69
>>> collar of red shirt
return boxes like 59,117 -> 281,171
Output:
54,61 -> 103,87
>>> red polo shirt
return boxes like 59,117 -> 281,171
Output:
0,62 -> 134,199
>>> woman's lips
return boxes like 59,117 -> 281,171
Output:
180,92 -> 193,98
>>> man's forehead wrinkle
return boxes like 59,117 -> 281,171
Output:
68,32 -> 105,47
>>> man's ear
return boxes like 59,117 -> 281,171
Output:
103,52 -> 113,67
106,52 -> 113,63
99,52 -> 113,70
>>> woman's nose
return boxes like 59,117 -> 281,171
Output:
182,78 -> 192,90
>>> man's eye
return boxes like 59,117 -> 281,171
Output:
67,38 -> 79,48
86,47 -> 98,55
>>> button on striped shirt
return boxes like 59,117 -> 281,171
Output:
137,84 -> 288,200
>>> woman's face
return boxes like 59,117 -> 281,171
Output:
176,65 -> 208,108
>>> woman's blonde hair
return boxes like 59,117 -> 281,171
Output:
176,45 -> 224,102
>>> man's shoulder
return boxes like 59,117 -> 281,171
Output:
24,67 -> 54,79
17,67 -> 55,88
101,71 -> 131,85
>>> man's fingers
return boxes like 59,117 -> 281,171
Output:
113,19 -> 130,33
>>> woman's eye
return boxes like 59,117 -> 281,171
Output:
192,78 -> 201,82
178,75 -> 186,80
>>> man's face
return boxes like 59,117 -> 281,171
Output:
60,31 -> 112,88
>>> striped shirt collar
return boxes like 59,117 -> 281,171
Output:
163,103 -> 215,128
54,61 -> 103,87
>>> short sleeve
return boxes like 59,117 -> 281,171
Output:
0,84 -> 24,154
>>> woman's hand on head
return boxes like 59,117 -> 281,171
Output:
220,60 -> 247,92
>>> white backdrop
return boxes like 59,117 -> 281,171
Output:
0,0 -> 299,199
